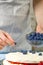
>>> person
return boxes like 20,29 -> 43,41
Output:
33,0 -> 43,33
32,0 -> 43,51
0,0 -> 37,52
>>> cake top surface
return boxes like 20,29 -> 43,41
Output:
5,52 -> 43,63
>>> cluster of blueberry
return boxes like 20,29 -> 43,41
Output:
26,32 -> 43,41
29,50 -> 42,56
20,50 -> 42,56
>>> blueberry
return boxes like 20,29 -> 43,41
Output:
40,34 -> 43,40
36,36 -> 40,40
29,50 -> 35,54
26,32 -> 39,41
39,53 -> 42,56
29,50 -> 32,53
36,33 -> 41,37
31,32 -> 36,37
21,50 -> 27,54
34,33 -> 42,40
41,33 -> 43,37
33,36 -> 37,40
26,34 -> 34,40
30,32 -> 36,39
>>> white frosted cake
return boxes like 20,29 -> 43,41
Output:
3,52 -> 43,65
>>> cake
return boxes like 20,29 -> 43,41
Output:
3,51 -> 43,65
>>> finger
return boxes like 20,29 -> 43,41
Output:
2,31 -> 14,42
1,41 -> 7,46
3,32 -> 15,46
5,38 -> 15,46
0,33 -> 9,45
0,39 -> 7,46
0,45 -> 4,50
0,36 -> 14,46
0,33 -> 7,42
0,31 -> 14,46
0,39 -> 2,43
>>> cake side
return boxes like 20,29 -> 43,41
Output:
3,52 -> 43,65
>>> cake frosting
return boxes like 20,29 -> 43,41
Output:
3,52 -> 43,65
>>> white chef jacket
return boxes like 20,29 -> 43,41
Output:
0,0 -> 37,52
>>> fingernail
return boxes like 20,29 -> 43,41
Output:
11,42 -> 16,46
14,42 -> 16,45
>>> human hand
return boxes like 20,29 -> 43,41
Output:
0,30 -> 15,50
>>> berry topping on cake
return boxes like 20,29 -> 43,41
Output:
21,50 -> 27,54
39,53 -> 42,56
